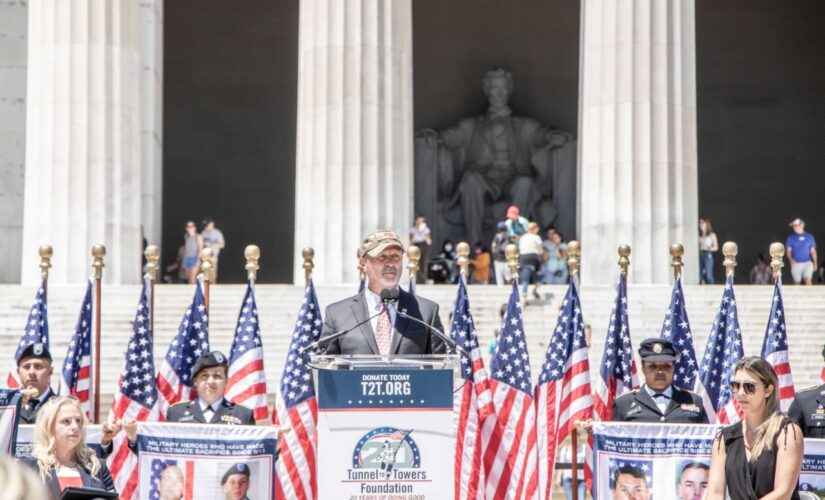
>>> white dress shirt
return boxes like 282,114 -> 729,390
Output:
643,384 -> 673,414
363,287 -> 398,336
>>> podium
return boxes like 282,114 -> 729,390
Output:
312,354 -> 460,499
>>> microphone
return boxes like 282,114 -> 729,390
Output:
379,288 -> 399,305
386,302 -> 467,357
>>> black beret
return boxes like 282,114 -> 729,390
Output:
638,338 -> 679,362
16,342 -> 52,365
221,462 -> 251,484
191,351 -> 227,379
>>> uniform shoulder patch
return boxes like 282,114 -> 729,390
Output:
170,401 -> 190,408
798,384 -> 825,394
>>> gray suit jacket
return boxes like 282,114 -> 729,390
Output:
320,288 -> 446,355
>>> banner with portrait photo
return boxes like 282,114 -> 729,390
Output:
801,438 -> 825,498
0,389 -> 21,455
134,422 -> 278,500
15,424 -> 102,458
592,422 -> 719,500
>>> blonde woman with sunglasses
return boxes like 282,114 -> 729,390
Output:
706,357 -> 803,500
20,396 -> 116,498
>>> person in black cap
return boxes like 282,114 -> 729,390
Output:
125,351 -> 254,448
612,338 -> 708,423
221,462 -> 251,500
787,343 -> 825,437
16,342 -> 57,424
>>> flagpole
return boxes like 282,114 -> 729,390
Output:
302,247 -> 314,287
145,245 -> 160,339
91,244 -> 106,424
200,248 -> 215,313
39,245 -> 52,300
567,240 -> 581,500
246,245 -> 260,283
670,244 -> 684,281
505,243 -> 519,285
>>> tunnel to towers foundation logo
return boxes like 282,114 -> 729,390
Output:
347,427 -> 428,494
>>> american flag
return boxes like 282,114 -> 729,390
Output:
6,280 -> 49,388
450,275 -> 494,500
659,276 -> 699,390
536,278 -> 592,500
156,280 -> 209,417
593,273 -> 638,421
58,280 -> 93,419
225,280 -> 268,421
694,274 -> 744,424
483,281 -> 537,500
761,276 -> 794,412
107,277 -> 161,500
273,279 -> 322,500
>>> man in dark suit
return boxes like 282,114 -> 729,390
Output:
320,230 -> 446,355
612,339 -> 708,423
16,342 -> 57,424
126,351 -> 254,448
787,344 -> 825,437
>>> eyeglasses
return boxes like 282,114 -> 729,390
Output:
729,381 -> 760,395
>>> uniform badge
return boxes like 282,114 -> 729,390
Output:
33,344 -> 43,356
627,403 -> 642,416
221,415 -> 242,425
179,415 -> 195,422
652,343 -> 663,354
214,352 -> 225,363
680,403 -> 700,413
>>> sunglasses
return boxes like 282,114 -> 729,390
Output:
729,381 -> 760,395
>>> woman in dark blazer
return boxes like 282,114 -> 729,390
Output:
21,396 -> 116,498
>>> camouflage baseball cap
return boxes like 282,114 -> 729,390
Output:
361,230 -> 405,258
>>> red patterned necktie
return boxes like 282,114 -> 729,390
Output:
375,305 -> 392,355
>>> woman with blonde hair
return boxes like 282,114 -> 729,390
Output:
21,396 -> 116,497
706,356 -> 803,499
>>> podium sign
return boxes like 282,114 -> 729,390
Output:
315,359 -> 456,500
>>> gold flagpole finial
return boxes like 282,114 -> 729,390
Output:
456,242 -> 470,278
200,248 -> 215,282
302,247 -> 315,285
39,245 -> 53,280
245,245 -> 261,281
144,245 -> 160,281
505,243 -> 520,282
722,241 -> 738,277
618,244 -> 631,275
567,240 -> 581,278
407,245 -> 421,280
769,242 -> 784,279
91,245 -> 106,280
670,244 -> 684,280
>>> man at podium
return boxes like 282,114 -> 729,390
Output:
320,230 -> 446,355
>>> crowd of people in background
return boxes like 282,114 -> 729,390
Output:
415,211 -> 820,293
165,218 -> 225,284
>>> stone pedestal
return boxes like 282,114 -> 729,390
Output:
579,0 -> 699,284
21,0 -> 143,284
293,0 -> 414,284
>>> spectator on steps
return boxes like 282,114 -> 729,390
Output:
749,253 -> 772,285
786,218 -> 817,285
201,218 -> 225,283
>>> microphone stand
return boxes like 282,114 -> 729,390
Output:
300,308 -> 387,355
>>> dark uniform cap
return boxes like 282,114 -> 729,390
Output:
638,338 -> 679,362
16,342 -> 52,365
221,462 -> 251,484
191,351 -> 227,379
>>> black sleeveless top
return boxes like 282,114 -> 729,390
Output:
721,418 -> 800,500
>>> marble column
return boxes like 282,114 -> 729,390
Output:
139,0 -> 163,249
293,0 -> 414,284
578,0 -> 699,285
21,0 -> 143,284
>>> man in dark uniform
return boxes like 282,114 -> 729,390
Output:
125,351 -> 254,446
612,339 -> 708,423
16,342 -> 57,424
787,344 -> 825,437
221,462 -> 252,500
